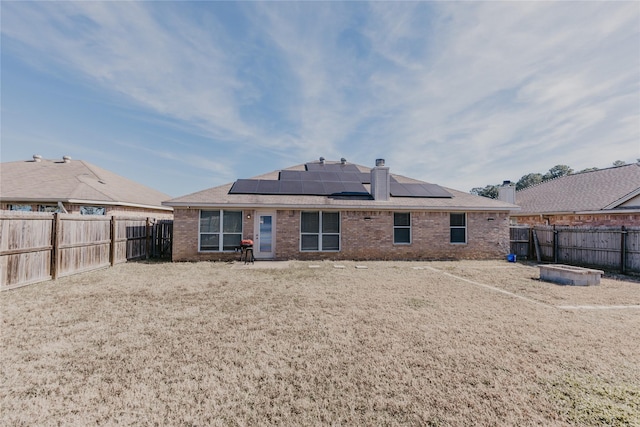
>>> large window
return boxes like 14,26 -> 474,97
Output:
394,212 -> 411,244
450,213 -> 467,244
200,210 -> 242,251
301,211 -> 340,251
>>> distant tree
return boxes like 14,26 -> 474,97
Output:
542,165 -> 573,181
516,173 -> 543,190
578,167 -> 599,173
470,184 -> 499,199
613,160 -> 626,167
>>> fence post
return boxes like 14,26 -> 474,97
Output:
51,213 -> 60,280
620,225 -> 627,274
110,216 -> 117,266
146,217 -> 152,260
553,225 -> 558,263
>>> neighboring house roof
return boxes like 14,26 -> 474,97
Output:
1,156 -> 172,211
164,160 -> 519,212
514,163 -> 640,215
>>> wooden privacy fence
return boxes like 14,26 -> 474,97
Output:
0,212 -> 173,290
509,225 -> 640,274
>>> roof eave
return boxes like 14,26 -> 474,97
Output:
67,199 -> 173,211
1,197 -> 172,211
164,201 -> 518,212
602,188 -> 640,210
513,208 -> 640,216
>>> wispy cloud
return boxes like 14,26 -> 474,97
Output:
2,1 -> 638,194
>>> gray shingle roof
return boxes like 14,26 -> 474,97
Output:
515,163 -> 640,214
1,157 -> 172,210
164,161 -> 519,211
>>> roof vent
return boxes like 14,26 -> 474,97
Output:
62,155 -> 72,163
32,154 -> 42,162
340,158 -> 347,165
319,157 -> 325,165
375,158 -> 385,167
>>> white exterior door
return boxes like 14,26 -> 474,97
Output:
254,211 -> 275,259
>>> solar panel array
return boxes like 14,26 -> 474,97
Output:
305,163 -> 360,172
230,179 -> 370,196
279,170 -> 370,183
389,182 -> 452,198
228,162 -> 452,198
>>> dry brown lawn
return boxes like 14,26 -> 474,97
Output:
1,260 -> 639,426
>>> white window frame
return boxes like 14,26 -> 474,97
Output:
393,212 -> 411,245
199,210 -> 243,252
300,211 -> 340,252
450,212 -> 467,244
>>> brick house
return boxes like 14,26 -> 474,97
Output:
0,155 -> 173,218
506,163 -> 640,227
164,159 -> 519,261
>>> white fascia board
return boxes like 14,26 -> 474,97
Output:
166,202 -> 518,212
575,209 -> 640,215
513,209 -> 640,216
602,188 -> 640,210
2,197 -> 172,211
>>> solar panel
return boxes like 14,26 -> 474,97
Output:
303,171 -> 323,182
323,182 -> 345,194
342,182 -> 369,193
390,183 -> 452,198
305,163 -> 360,173
280,180 -> 303,194
256,180 -> 281,194
301,181 -> 325,195
279,170 -> 303,180
320,172 -> 341,182
229,179 -> 260,193
338,172 -> 367,182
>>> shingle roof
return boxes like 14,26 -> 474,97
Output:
0,157 -> 172,210
515,163 -> 640,215
164,160 -> 519,211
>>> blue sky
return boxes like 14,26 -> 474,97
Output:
2,1 -> 639,197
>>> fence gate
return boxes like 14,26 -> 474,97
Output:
509,226 -> 531,259
151,220 -> 173,259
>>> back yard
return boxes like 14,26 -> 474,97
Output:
1,260 -> 639,426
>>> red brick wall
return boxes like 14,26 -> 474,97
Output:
172,209 -> 254,262
172,208 -> 510,261
515,213 -> 640,227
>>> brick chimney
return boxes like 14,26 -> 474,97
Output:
370,159 -> 390,201
498,180 -> 516,204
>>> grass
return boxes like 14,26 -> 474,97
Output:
1,260 -> 639,426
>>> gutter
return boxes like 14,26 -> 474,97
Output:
1,198 -> 173,212
163,202 -> 520,212
512,209 -> 640,216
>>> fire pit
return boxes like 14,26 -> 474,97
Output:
539,264 -> 603,286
